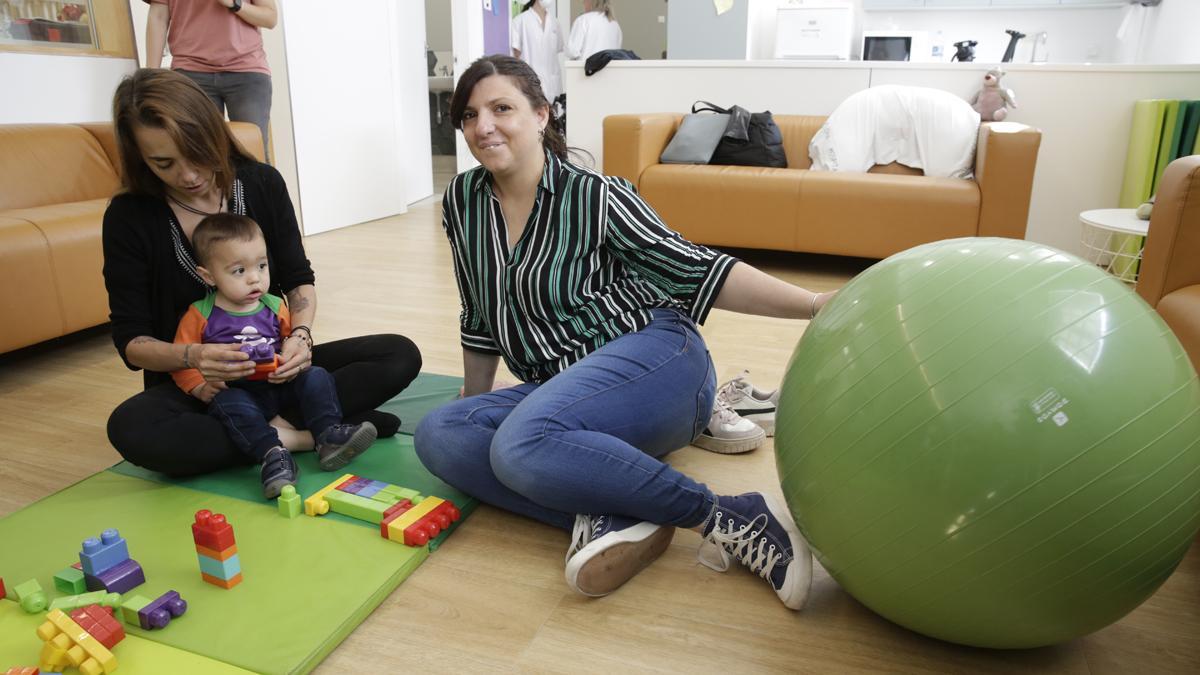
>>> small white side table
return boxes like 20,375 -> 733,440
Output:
1079,208 -> 1150,284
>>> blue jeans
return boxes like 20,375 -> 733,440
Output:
209,366 -> 341,461
414,309 -> 718,531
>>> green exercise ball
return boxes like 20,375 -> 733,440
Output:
776,237 -> 1200,649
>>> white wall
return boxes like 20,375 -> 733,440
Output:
668,0 -> 751,59
282,0 -> 430,235
0,53 -> 136,123
1129,0 -> 1200,64
426,0 -> 453,52
393,1 -> 434,205
860,4 -> 1128,64
564,60 -> 1200,259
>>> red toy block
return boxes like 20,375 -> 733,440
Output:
334,475 -> 360,492
4,668 -> 39,675
200,572 -> 242,589
69,605 -> 125,650
1,576 -> 5,600
378,499 -> 414,536
191,510 -> 236,551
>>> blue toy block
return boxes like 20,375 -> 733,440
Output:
356,480 -> 388,498
197,553 -> 241,580
79,528 -> 131,576
338,477 -> 369,495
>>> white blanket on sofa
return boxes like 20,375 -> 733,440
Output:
809,85 -> 981,179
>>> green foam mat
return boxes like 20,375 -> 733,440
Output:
1,598 -> 257,674
378,372 -> 464,435
107,373 -> 475,546
0,471 -> 428,675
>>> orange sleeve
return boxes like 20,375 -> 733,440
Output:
171,306 -> 208,395
277,301 -> 293,339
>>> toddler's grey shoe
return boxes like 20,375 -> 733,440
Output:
315,422 -> 377,471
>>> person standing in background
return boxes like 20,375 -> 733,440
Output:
567,0 -> 621,61
510,0 -> 563,104
145,0 -> 278,161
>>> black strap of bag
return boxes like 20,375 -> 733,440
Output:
691,100 -> 787,168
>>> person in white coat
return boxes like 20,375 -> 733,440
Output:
511,0 -> 564,102
567,0 -> 622,60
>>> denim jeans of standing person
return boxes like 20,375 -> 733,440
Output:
209,365 -> 341,461
177,70 -> 273,162
414,309 -> 720,531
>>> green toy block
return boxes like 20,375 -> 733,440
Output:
120,593 -> 153,626
49,589 -> 122,612
326,489 -> 391,524
278,484 -> 301,518
14,578 -> 47,613
373,485 -> 420,504
54,566 -> 87,594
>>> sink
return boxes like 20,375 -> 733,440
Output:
428,76 -> 454,93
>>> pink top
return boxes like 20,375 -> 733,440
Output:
151,0 -> 270,75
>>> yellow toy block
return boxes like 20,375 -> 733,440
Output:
385,496 -> 445,542
304,473 -> 355,516
36,608 -> 117,675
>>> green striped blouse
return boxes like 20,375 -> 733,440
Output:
440,151 -> 737,384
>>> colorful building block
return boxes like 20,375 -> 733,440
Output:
121,591 -> 186,630
199,572 -> 242,589
325,489 -> 391,523
78,530 -> 130,577
191,510 -> 236,551
304,473 -> 355,516
4,668 -> 40,675
277,484 -> 301,518
0,576 -> 6,600
197,553 -> 241,580
83,558 -> 145,594
53,568 -> 86,595
49,591 -> 122,613
13,579 -> 47,613
383,496 -> 461,546
68,606 -> 125,650
194,543 -> 238,561
36,609 -> 117,675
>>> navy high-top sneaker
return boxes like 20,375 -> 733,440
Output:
564,514 -> 675,597
698,492 -> 813,609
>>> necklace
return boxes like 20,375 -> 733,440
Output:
168,192 -> 225,217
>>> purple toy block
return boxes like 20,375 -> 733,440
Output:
240,341 -> 276,363
79,529 -> 130,576
339,477 -> 370,495
357,480 -> 387,498
85,557 -> 145,594
139,590 -> 187,629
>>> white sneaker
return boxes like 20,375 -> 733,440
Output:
692,399 -> 766,454
716,370 -> 779,436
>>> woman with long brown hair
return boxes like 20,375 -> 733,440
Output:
103,68 -> 421,480
415,56 -> 835,610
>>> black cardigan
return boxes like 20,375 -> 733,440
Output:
102,160 -> 315,390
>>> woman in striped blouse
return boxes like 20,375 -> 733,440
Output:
414,56 -> 834,610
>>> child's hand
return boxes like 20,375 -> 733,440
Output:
269,334 -> 312,383
189,381 -> 227,403
196,343 -> 255,382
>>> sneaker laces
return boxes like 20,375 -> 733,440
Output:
715,371 -> 752,407
566,514 -> 606,562
709,399 -> 747,429
697,510 -> 782,583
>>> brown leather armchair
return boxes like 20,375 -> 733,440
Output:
1137,155 -> 1200,373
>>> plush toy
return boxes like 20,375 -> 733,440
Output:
969,68 -> 1017,122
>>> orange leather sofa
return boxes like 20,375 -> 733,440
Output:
603,114 -> 1042,260
0,122 -> 264,355
1138,155 -> 1200,373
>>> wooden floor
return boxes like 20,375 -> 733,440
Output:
2,176 -> 1198,672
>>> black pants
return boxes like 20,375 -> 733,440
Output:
107,334 -> 421,477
